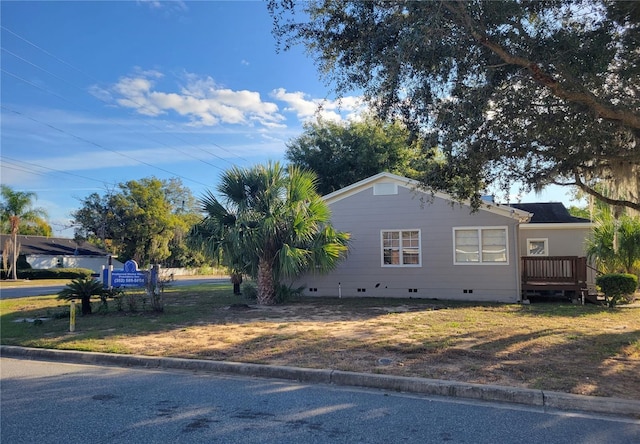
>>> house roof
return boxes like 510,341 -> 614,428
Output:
508,203 -> 591,224
0,234 -> 109,257
322,172 -> 533,222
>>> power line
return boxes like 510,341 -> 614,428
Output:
1,162 -> 52,179
2,25 -> 96,81
0,155 -> 116,186
2,46 -> 239,168
1,66 -> 227,172
1,105 -> 212,188
1,25 -> 249,164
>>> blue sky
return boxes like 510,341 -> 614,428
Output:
1,1 -> 576,236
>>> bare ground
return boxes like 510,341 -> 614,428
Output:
113,301 -> 640,400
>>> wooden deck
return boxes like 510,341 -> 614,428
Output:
521,256 -> 590,298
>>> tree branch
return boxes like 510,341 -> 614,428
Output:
573,174 -> 640,212
444,1 -> 640,130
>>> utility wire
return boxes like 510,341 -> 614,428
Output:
1,163 -> 52,179
1,25 -> 249,163
1,65 -> 226,172
1,155 -> 116,186
1,104 -> 211,188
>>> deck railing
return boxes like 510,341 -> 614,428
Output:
521,256 -> 587,287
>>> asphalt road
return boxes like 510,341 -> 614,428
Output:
1,357 -> 639,444
0,277 -> 228,299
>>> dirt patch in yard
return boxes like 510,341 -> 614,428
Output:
3,286 -> 638,400
113,300 -> 640,400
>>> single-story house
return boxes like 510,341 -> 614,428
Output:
291,172 -> 593,303
0,234 -> 122,274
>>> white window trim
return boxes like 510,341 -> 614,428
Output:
380,229 -> 422,267
452,226 -> 510,265
526,238 -> 549,256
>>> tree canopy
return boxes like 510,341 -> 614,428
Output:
1,185 -> 49,279
72,177 -> 203,267
586,204 -> 640,275
269,0 -> 640,211
0,185 -> 50,236
285,116 -> 427,195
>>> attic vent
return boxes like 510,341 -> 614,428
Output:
373,183 -> 398,196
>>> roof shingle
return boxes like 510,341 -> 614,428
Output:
508,203 -> 590,224
0,235 -> 109,256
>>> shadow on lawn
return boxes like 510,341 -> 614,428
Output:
189,325 -> 640,399
2,292 -> 639,399
467,329 -> 640,398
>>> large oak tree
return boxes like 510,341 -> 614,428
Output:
286,116 -> 428,195
72,177 -> 201,267
269,0 -> 640,211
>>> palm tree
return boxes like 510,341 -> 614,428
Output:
616,216 -> 640,274
191,162 -> 350,305
1,185 -> 48,280
188,189 -> 248,295
58,277 -> 105,315
586,210 -> 617,273
587,211 -> 640,275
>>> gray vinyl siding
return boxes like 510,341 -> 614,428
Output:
519,227 -> 592,257
293,185 -> 521,302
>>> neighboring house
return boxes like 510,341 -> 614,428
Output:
0,234 -> 122,274
291,173 -> 593,303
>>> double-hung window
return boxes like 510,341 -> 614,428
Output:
453,227 -> 508,264
381,230 -> 421,266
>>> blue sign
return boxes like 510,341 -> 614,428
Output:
104,260 -> 148,288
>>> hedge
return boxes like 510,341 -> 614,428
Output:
2,268 -> 94,280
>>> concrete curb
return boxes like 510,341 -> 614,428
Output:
2,345 -> 639,419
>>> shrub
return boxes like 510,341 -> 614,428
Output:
17,255 -> 31,269
1,255 -> 31,279
596,273 -> 639,308
57,277 -> 105,315
275,284 -> 305,303
17,268 -> 94,280
242,283 -> 257,300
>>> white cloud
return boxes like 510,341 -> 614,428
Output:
93,70 -> 366,131
87,85 -> 113,103
271,88 -> 366,122
137,0 -> 188,13
102,71 -> 286,128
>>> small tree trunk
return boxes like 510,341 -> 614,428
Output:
230,273 -> 242,295
81,295 -> 92,315
257,258 -> 276,305
10,216 -> 19,280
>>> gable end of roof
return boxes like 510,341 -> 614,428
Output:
322,172 -> 532,222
